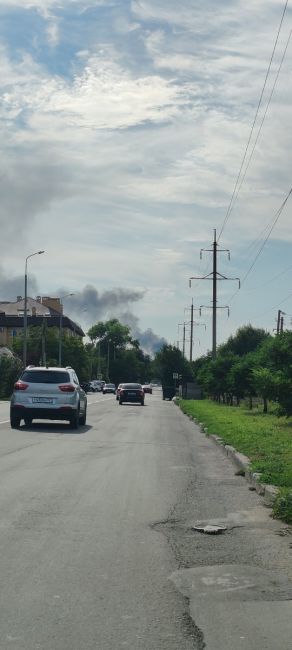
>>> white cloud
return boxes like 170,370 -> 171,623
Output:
1,0 -> 292,352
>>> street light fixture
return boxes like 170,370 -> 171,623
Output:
23,250 -> 45,367
58,293 -> 75,366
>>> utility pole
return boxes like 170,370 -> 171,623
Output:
183,323 -> 186,358
276,310 -> 285,334
189,229 -> 240,360
41,316 -> 47,366
177,322 -> 185,353
184,300 -> 206,362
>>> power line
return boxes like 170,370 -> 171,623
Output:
243,262 -> 292,293
229,28 -> 292,221
229,185 -> 292,302
217,0 -> 290,243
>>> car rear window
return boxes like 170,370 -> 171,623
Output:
21,370 -> 70,384
123,383 -> 142,389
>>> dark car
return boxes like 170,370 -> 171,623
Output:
119,383 -> 144,406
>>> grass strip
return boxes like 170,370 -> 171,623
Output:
179,399 -> 292,524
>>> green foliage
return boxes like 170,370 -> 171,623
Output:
252,367 -> 279,413
193,325 -> 292,412
12,325 -> 90,382
151,344 -> 194,386
218,324 -> 269,357
178,399 -> 292,523
87,319 -> 134,353
273,489 -> 292,525
228,353 -> 257,404
0,355 -> 22,398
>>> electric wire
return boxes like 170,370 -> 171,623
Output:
217,0 -> 289,243
229,185 -> 292,303
227,27 -> 292,249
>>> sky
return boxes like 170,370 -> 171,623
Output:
1,0 -> 292,357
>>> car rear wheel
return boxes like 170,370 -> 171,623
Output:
24,417 -> 33,426
79,407 -> 87,426
70,409 -> 79,429
10,414 -> 21,428
119,400 -> 123,405
141,401 -> 144,406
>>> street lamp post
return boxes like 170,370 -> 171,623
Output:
23,250 -> 45,367
58,293 -> 74,366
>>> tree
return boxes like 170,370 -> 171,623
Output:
152,344 -> 194,386
0,355 -> 22,398
228,352 -> 257,408
252,368 -> 279,413
219,325 -> 269,358
12,325 -> 91,382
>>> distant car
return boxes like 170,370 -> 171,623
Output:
90,380 -> 102,392
119,383 -> 144,406
10,366 -> 87,429
142,384 -> 152,394
80,381 -> 93,393
102,383 -> 116,394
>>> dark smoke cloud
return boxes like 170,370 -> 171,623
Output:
0,274 -> 165,355
0,267 -> 38,301
119,311 -> 167,357
62,285 -> 145,323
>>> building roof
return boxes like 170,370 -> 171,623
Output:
0,297 -> 85,337
0,297 -> 59,316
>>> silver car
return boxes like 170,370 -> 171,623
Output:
10,366 -> 87,429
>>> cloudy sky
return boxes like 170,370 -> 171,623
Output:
1,0 -> 292,357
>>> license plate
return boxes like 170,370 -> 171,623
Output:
128,392 -> 136,396
32,397 -> 54,404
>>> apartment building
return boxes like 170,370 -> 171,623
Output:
0,296 -> 84,346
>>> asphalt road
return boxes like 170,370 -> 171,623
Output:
0,391 -> 291,650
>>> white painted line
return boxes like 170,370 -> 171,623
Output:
0,420 -> 9,424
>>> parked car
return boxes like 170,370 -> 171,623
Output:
102,383 -> 116,394
119,383 -> 144,406
91,380 -> 103,392
80,381 -> 93,393
10,366 -> 87,429
142,384 -> 152,394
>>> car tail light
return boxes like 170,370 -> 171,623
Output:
139,390 -> 144,396
58,384 -> 75,392
14,381 -> 29,391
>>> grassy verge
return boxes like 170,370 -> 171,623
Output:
179,399 -> 292,524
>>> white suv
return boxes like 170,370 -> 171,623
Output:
10,366 -> 87,429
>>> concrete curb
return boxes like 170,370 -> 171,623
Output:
186,413 -> 280,508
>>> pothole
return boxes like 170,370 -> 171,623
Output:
192,524 -> 227,535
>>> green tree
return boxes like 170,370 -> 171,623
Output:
12,325 -> 91,382
152,344 -> 194,386
252,367 -> 279,413
228,352 -> 257,408
0,355 -> 22,398
219,325 -> 269,357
